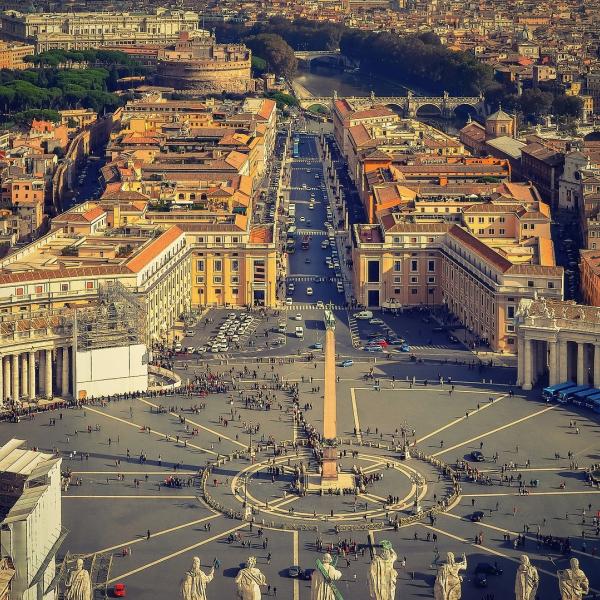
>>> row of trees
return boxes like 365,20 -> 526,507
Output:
0,64 -> 125,121
244,34 -> 298,79
339,29 -> 493,96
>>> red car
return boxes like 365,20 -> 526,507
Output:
113,583 -> 126,597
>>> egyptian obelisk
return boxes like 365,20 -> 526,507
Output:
321,309 -> 338,482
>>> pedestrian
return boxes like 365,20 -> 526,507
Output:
147,529 -> 151,540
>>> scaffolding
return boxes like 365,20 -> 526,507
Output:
73,281 -> 146,352
56,551 -> 112,600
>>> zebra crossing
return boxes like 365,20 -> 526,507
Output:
295,229 -> 327,236
284,304 -> 345,310
289,186 -> 321,192
347,313 -> 361,348
286,275 -> 343,283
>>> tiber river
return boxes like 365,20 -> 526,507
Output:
293,64 -> 407,97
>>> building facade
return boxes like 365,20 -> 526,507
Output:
516,298 -> 600,389
0,9 -> 200,52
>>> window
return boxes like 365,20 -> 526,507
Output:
213,276 -> 222,284
231,259 -> 239,272
410,276 -> 418,283
507,305 -> 515,319
61,283 -> 69,292
196,276 -> 204,284
393,237 -> 400,243
411,260 -> 418,272
367,260 -> 380,283
232,288 -> 239,295
478,217 -> 484,223
394,288 -> 401,294
428,260 -> 435,272
196,260 -> 205,271
393,260 -> 402,272
499,228 -> 505,235
467,217 -> 474,223
231,276 -> 239,284
523,223 -> 528,230
530,224 -> 535,230
548,281 -> 554,289
499,217 -> 505,223
254,259 -> 266,282
489,229 -> 495,235
198,237 -> 205,243
86,281 -> 94,289
478,228 -> 484,235
35,285 -> 43,293
411,288 -> 418,295
428,276 -> 435,283
507,324 -> 515,332
507,337 -> 515,345
410,237 -> 417,243
15,287 -> 24,296
393,276 -> 401,283
215,289 -> 221,294
214,260 -> 222,272
527,280 -> 534,287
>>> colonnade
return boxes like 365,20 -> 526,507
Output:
0,347 -> 71,404
518,336 -> 600,390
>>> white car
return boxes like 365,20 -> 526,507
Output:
294,313 -> 303,321
369,318 -> 384,325
354,310 -> 374,320
300,216 -> 305,222
295,326 -> 304,338
316,300 -> 324,308
306,287 -> 313,296
285,297 -> 293,306
185,329 -> 194,336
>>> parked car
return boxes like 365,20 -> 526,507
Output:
316,300 -> 324,309
113,583 -> 127,597
295,326 -> 304,338
294,313 -> 303,321
369,318 -> 384,325
470,511 -> 485,522
312,342 -> 323,350
364,345 -> 384,352
306,287 -> 313,295
354,310 -> 374,320
399,343 -> 411,352
340,359 -> 354,367
470,451 -> 485,462
285,297 -> 293,306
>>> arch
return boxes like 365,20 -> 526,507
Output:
415,103 -> 442,117
384,103 -> 406,116
306,103 -> 330,115
453,103 -> 479,120
310,55 -> 343,69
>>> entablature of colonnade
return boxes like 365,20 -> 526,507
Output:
0,330 -> 72,356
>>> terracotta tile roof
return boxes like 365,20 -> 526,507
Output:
256,99 -> 276,120
448,225 -> 513,272
521,142 -> 565,166
249,225 -> 273,243
350,106 -> 396,121
348,123 -> 372,147
125,226 -> 184,273
0,265 -> 130,286
333,99 -> 353,116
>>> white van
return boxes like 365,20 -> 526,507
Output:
354,310 -> 373,320
295,326 -> 304,338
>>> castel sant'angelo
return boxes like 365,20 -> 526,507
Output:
155,30 -> 254,94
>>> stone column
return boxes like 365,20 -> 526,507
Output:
45,349 -> 53,399
11,354 -> 19,402
594,345 -> 600,389
558,340 -> 568,382
3,356 -> 10,401
28,351 -> 36,400
61,347 -> 70,397
577,342 -> 585,385
0,356 -> 3,405
20,354 -> 28,400
548,341 -> 559,386
522,338 -> 533,390
516,335 -> 524,386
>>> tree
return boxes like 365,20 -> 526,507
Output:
244,34 -> 297,78
552,94 -> 583,118
519,88 -> 553,118
418,31 -> 441,46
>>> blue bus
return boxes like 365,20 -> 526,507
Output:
572,387 -> 600,406
583,392 -> 600,410
292,136 -> 299,158
542,381 -> 574,401
557,384 -> 591,404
